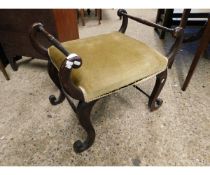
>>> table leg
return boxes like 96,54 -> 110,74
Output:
182,17 -> 210,91
80,9 -> 85,26
159,9 -> 174,39
0,59 -> 9,80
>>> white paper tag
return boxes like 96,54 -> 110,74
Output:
66,53 -> 78,60
73,60 -> 81,66
65,60 -> 73,69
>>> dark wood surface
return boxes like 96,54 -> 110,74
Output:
0,9 -> 79,71
182,16 -> 210,91
53,10 -> 79,41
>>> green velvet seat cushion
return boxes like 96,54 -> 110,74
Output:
48,32 -> 168,102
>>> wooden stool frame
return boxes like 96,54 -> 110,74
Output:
29,9 -> 183,153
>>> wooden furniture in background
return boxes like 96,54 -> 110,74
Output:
155,9 -> 174,39
182,15 -> 210,91
0,9 -> 79,71
79,9 -> 85,26
0,59 -> 9,80
78,9 -> 102,26
95,9 -> 102,24
0,44 -> 9,80
155,9 -> 209,39
163,9 -> 210,90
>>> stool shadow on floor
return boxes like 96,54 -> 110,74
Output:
92,93 -> 133,123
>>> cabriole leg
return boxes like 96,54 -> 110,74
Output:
48,61 -> 65,105
149,69 -> 167,111
74,101 -> 97,153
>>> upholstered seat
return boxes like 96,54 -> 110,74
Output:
48,31 -> 168,102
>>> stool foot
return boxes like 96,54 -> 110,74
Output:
149,69 -> 167,111
48,61 -> 66,105
49,92 -> 65,105
74,101 -> 96,153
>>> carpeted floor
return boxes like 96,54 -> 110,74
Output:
0,9 -> 210,166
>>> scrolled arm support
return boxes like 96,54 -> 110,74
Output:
59,58 -> 84,101
118,9 -> 128,33
29,23 -> 49,57
30,22 -> 84,101
117,9 -> 175,34
30,23 -> 70,57
117,9 -> 184,68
